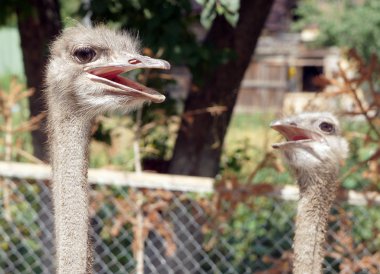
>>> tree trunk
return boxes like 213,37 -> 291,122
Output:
16,0 -> 62,161
169,0 -> 275,177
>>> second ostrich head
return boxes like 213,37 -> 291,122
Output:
271,113 -> 349,274
271,112 -> 348,174
46,25 -> 170,118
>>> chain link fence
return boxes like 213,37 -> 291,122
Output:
0,163 -> 380,274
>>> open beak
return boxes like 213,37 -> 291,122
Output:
85,53 -> 170,103
270,121 -> 323,149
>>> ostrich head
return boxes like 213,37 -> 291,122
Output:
271,112 -> 348,172
45,25 -> 170,117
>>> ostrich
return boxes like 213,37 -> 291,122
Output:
45,25 -> 170,274
271,112 -> 348,274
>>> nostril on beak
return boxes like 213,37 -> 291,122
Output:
128,59 -> 141,65
290,122 -> 297,126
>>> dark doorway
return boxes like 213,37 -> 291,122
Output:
302,66 -> 323,92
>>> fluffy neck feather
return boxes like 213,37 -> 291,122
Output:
293,161 -> 339,274
48,98 -> 93,274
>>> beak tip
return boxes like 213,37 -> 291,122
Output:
270,120 -> 281,128
163,60 -> 171,70
156,94 -> 166,103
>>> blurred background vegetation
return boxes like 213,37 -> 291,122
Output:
0,0 -> 379,186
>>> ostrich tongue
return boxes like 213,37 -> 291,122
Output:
270,122 -> 324,149
85,55 -> 170,103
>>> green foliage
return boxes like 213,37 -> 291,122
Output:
220,111 -> 295,185
81,0 -> 234,83
0,0 -> 27,26
60,0 -> 82,23
220,138 -> 252,174
196,0 -> 240,28
93,122 -> 112,145
293,0 -> 380,60
340,120 -> 379,190
82,1 -> 194,67
203,197 -> 295,272
0,182 -> 45,273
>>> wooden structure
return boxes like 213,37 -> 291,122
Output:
235,33 -> 339,113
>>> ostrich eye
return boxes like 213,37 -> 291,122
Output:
73,47 -> 96,63
319,122 -> 334,133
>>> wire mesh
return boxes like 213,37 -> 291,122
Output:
0,176 -> 379,274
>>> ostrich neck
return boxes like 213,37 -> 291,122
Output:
293,166 -> 339,274
48,103 -> 93,274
